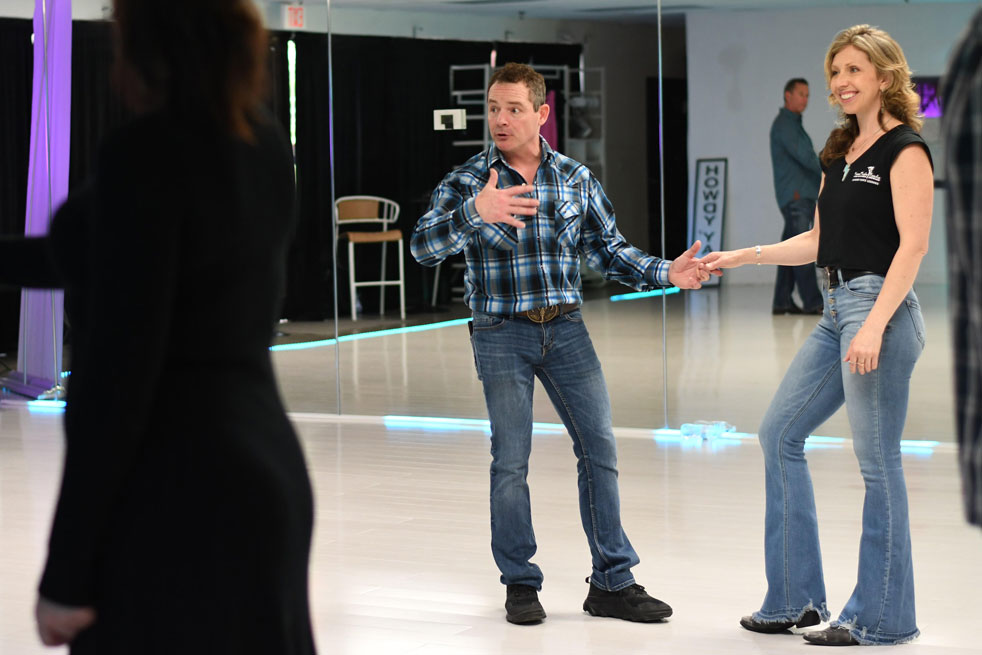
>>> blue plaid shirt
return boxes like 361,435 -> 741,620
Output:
411,137 -> 669,315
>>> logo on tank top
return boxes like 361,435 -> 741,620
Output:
850,166 -> 881,185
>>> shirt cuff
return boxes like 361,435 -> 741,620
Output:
456,198 -> 483,231
652,259 -> 671,287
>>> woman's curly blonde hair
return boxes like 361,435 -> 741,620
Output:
819,24 -> 922,166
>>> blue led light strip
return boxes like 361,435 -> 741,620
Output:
27,399 -> 66,412
380,418 -> 942,454
384,415 -> 567,435
609,287 -> 681,302
271,318 -> 472,352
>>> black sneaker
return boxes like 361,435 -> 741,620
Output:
505,584 -> 546,624
582,578 -> 672,622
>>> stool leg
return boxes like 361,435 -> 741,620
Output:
348,240 -> 357,321
398,238 -> 406,320
380,240 -> 388,317
431,262 -> 441,307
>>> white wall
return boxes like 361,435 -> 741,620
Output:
687,3 -> 976,285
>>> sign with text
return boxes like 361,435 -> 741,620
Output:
689,158 -> 727,287
283,4 -> 305,30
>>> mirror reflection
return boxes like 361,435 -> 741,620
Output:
270,1 -> 957,443
0,1 -> 957,442
266,4 -> 688,427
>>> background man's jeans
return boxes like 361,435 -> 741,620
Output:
470,310 -> 640,592
753,274 -> 925,644
774,198 -> 823,311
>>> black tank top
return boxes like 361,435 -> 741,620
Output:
817,124 -> 933,274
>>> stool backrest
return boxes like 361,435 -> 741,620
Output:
334,195 -> 400,231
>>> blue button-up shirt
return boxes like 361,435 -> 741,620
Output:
770,106 -> 822,209
410,138 -> 669,315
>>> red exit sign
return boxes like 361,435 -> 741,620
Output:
283,4 -> 304,29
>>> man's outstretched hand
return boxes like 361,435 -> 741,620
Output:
668,240 -> 713,289
473,169 -> 538,228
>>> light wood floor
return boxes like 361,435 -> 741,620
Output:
1,411 -> 979,653
1,284 -> 976,654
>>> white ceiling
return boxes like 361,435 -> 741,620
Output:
329,0 -> 977,22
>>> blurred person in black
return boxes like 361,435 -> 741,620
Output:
942,8 -> 982,528
0,0 -> 316,652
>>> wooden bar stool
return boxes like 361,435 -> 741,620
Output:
334,195 -> 406,321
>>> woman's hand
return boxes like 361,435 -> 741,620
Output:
844,324 -> 883,375
699,248 -> 748,275
36,596 -> 96,646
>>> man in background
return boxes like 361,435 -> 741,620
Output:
769,78 -> 823,315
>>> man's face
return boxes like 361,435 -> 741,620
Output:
784,83 -> 809,114
487,81 -> 549,158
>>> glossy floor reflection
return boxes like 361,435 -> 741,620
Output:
1,410 -> 978,654
273,283 -> 955,443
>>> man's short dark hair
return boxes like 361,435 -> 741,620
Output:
784,78 -> 809,95
488,62 -> 547,110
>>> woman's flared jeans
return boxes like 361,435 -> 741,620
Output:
754,274 -> 925,645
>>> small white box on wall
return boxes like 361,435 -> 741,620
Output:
433,109 -> 467,131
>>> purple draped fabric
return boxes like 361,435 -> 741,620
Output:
16,0 -> 70,391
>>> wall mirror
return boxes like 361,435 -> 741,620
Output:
262,1 -> 685,428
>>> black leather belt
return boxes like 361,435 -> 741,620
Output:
822,267 -> 881,289
514,303 -> 579,323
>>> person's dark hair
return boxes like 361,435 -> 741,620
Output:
819,24 -> 922,166
784,78 -> 808,95
488,62 -> 547,110
112,0 -> 267,141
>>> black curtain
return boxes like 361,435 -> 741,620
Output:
285,32 -> 333,320
287,33 -> 494,319
330,35 -> 492,315
288,35 -> 581,318
266,32 -> 292,133
2,23 -> 587,326
0,18 -> 33,350
647,77 -> 688,259
0,19 -> 32,236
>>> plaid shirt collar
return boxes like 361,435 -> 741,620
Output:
485,135 -> 558,177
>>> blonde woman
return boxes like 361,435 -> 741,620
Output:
704,25 -> 933,646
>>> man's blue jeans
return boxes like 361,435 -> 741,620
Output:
469,309 -> 639,592
753,273 -> 925,644
774,199 -> 823,311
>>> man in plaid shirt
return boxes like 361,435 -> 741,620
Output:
412,63 -> 709,625
943,9 -> 982,528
